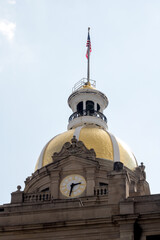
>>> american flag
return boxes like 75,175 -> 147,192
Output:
86,31 -> 92,59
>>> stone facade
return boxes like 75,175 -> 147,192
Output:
0,137 -> 159,240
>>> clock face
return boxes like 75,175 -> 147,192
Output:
60,174 -> 86,198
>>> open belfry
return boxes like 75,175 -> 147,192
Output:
1,29 -> 160,240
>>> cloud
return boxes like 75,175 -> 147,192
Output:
0,20 -> 16,41
8,0 -> 16,4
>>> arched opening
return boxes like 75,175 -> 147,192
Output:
77,102 -> 83,115
86,101 -> 94,115
41,187 -> 49,192
97,103 -> 100,111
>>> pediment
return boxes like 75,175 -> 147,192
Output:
61,159 -> 85,171
47,155 -> 99,172
52,136 -> 96,162
58,155 -> 99,171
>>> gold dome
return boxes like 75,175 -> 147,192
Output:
35,126 -> 137,171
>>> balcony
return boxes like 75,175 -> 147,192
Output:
68,110 -> 107,123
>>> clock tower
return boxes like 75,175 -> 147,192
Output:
29,78 -> 141,204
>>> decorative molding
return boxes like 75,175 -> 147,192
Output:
52,136 -> 96,161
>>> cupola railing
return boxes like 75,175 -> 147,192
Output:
72,78 -> 96,92
68,110 -> 107,123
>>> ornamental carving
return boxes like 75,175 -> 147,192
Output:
135,162 -> 146,180
52,136 -> 96,161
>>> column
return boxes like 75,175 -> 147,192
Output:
108,169 -> 130,204
86,168 -> 95,196
50,170 -> 60,200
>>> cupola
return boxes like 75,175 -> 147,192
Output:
68,78 -> 108,130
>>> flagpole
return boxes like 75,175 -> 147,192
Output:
87,27 -> 90,83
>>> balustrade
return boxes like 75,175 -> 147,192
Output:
69,110 -> 107,123
24,192 -> 51,203
94,186 -> 108,196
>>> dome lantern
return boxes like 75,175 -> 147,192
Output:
67,78 -> 109,130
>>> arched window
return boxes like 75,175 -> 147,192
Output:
97,103 -> 100,111
77,102 -> 83,115
86,101 -> 94,115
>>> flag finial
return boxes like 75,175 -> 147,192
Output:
86,28 -> 92,83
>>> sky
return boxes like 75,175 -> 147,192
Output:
1,0 -> 160,204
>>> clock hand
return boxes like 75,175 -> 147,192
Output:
69,183 -> 74,196
72,182 -> 81,186
69,182 -> 81,196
